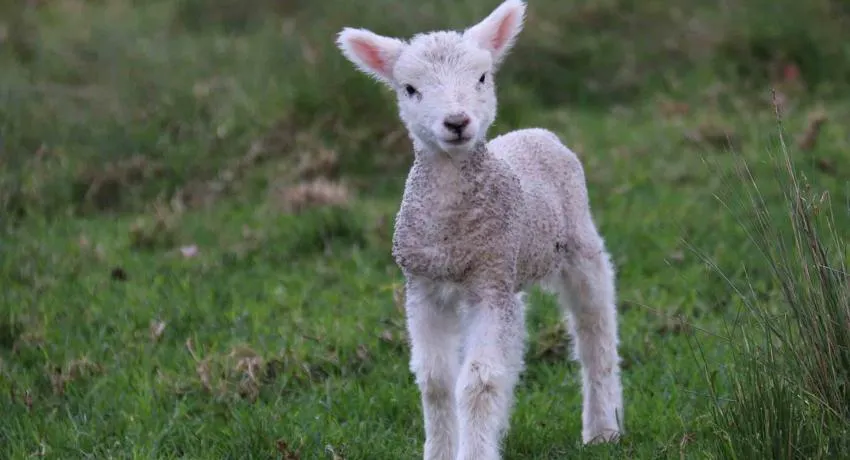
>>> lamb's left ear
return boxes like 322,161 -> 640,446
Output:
336,27 -> 406,86
463,0 -> 526,67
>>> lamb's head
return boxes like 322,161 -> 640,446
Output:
336,0 -> 526,155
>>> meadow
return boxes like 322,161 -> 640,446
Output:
1,0 -> 849,458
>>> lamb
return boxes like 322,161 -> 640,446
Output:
335,1 -> 623,458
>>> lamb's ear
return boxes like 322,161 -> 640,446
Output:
336,27 -> 406,86
463,0 -> 526,67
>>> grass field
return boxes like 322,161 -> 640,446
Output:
1,0 -> 849,458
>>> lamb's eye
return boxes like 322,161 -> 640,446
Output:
479,73 -> 486,84
404,84 -> 418,97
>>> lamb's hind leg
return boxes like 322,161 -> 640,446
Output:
406,278 -> 463,460
555,227 -> 623,444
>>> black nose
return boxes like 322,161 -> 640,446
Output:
443,114 -> 470,134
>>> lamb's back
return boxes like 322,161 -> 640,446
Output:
488,128 -> 593,285
488,128 -> 588,209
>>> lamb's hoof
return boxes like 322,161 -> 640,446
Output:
582,428 -> 622,445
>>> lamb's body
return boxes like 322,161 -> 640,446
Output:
393,128 -> 589,290
393,129 -> 621,459
336,2 -> 623,458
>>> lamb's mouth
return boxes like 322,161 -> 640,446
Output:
444,136 -> 472,145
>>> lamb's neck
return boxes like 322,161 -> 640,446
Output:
411,140 -> 489,173
400,139 -> 502,218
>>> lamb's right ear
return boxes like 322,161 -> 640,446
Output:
336,28 -> 406,86
463,0 -> 526,68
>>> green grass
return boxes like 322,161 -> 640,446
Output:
1,0 -> 849,458
699,111 -> 850,460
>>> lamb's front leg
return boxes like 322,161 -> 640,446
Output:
406,279 -> 463,460
455,288 -> 527,460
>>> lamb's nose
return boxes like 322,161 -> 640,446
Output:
443,113 -> 470,133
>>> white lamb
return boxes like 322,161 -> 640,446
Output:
335,1 -> 623,458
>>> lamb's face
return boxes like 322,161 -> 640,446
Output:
336,0 -> 526,155
393,33 -> 496,154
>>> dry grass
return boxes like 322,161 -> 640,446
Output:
271,178 -> 352,214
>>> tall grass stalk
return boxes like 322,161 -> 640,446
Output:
702,93 -> 850,459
